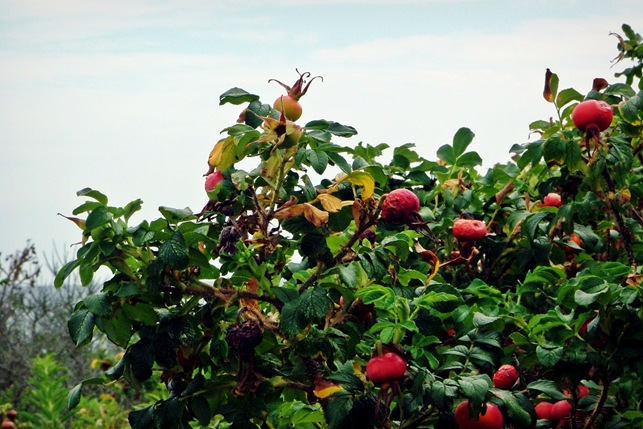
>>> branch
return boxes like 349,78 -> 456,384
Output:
583,375 -> 612,429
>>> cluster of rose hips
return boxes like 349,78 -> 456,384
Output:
1,409 -> 17,429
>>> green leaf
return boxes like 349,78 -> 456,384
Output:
129,404 -> 155,429
542,137 -> 566,166
458,375 -> 491,403
245,100 -> 272,128
76,187 -> 108,205
326,395 -> 353,429
300,230 -> 329,258
574,282 -> 609,306
68,308 -> 95,347
491,390 -> 534,428
86,205 -> 112,230
522,212 -> 549,240
158,206 -> 194,223
436,144 -> 456,165
299,286 -> 332,320
124,338 -> 155,384
472,312 -> 499,328
619,94 -> 643,125
327,152 -> 352,173
158,230 -> 189,269
122,302 -> 158,325
555,88 -> 583,108
527,379 -> 568,400
536,345 -> 563,367
304,120 -> 358,137
453,127 -> 475,157
604,83 -> 636,97
337,263 -> 360,289
456,151 -> 482,167
280,300 -> 306,337
98,311 -> 133,348
79,262 -> 94,286
189,395 -> 212,426
357,285 -> 396,306
122,198 -> 143,221
84,293 -> 112,317
429,379 -> 459,410
326,121 -> 358,137
67,383 -> 82,410
219,87 -> 260,105
153,397 -> 181,429
54,259 -> 80,288
308,149 -> 329,175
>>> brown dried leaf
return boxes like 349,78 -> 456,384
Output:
495,181 -> 514,205
592,78 -> 609,92
273,203 -> 328,227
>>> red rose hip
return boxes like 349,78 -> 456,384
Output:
571,99 -> 613,133
366,352 -> 406,385
454,400 -> 503,429
550,399 -> 572,422
381,188 -> 420,225
492,364 -> 519,390
542,192 -> 562,208
452,218 -> 487,242
535,401 -> 554,420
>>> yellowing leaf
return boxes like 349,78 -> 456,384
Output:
273,203 -> 329,227
543,68 -> 558,103
342,171 -> 375,200
314,384 -> 344,399
208,136 -> 237,171
317,193 -> 352,213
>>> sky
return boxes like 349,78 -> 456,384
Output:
1,0 -> 642,271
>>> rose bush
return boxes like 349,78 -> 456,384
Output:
56,24 -> 643,428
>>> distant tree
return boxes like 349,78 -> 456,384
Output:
0,242 -> 108,406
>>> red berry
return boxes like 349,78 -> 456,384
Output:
492,364 -> 519,390
454,401 -> 504,429
542,192 -> 562,208
535,401 -> 554,420
452,218 -> 488,242
366,352 -> 406,385
550,400 -> 572,422
5,410 -> 16,422
2,421 -> 15,429
571,99 -> 613,133
577,385 -> 590,398
381,189 -> 420,225
205,171 -> 224,192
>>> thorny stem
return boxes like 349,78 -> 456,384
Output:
582,374 -> 612,429
601,167 -> 636,267
399,404 -> 434,429
160,283 -> 282,310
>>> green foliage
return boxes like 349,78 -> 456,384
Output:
20,355 -> 74,429
55,24 -> 643,428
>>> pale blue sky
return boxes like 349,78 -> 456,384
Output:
1,0 -> 642,265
